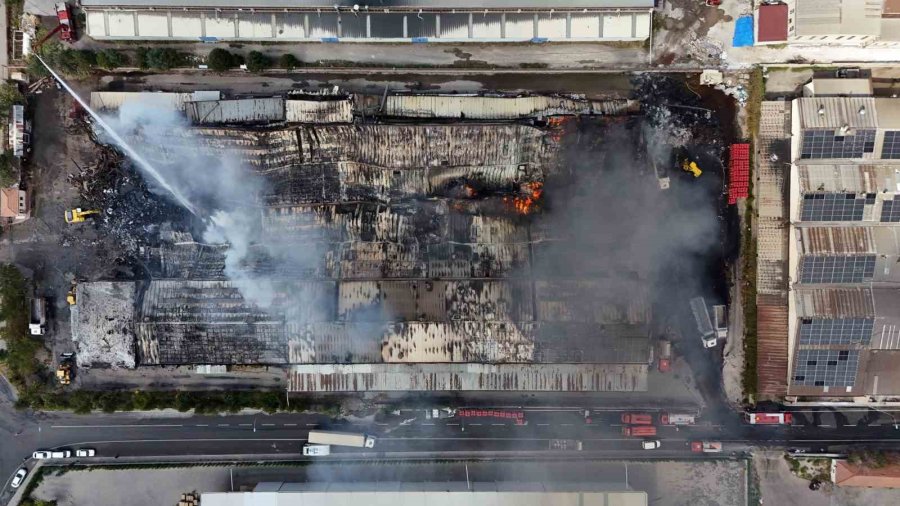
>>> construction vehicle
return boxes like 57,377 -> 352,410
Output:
66,283 -> 77,305
65,208 -> 99,224
29,297 -> 47,335
682,159 -> 703,177
623,425 -> 657,437
660,412 -> 696,426
56,363 -> 72,385
691,441 -> 723,453
621,413 -> 653,425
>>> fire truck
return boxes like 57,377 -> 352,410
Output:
623,425 -> 657,437
660,412 -> 696,426
747,412 -> 793,425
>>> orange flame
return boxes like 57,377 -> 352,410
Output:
509,181 -> 544,215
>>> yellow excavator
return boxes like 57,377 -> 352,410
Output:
681,159 -> 702,178
65,208 -> 99,224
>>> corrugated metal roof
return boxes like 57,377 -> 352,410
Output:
383,95 -> 636,119
90,91 -> 194,111
794,0 -> 882,37
794,287 -> 875,318
185,97 -> 285,124
288,363 -> 648,392
797,164 -> 899,193
797,97 -> 878,129
285,99 -> 352,124
757,295 -> 789,399
799,227 -> 875,255
82,0 -> 656,9
874,98 -> 900,129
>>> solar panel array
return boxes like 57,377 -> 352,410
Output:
882,200 -> 900,222
800,129 -> 876,159
883,131 -> 900,159
792,349 -> 859,387
801,193 -> 867,221
799,255 -> 876,283
799,318 -> 874,345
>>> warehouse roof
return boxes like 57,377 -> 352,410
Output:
186,97 -> 285,125
70,282 -> 137,369
81,0 -> 655,9
796,97 -> 878,129
383,95 -> 636,120
793,0 -> 882,37
802,78 -> 873,97
757,3 -> 788,42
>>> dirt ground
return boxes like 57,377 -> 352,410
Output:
32,459 -> 748,506
755,451 -> 900,506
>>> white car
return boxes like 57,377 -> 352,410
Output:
50,451 -> 71,459
75,449 -> 96,457
641,440 -> 661,450
32,451 -> 52,460
10,468 -> 27,488
302,444 -> 330,456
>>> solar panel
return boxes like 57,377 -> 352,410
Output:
800,129 -> 876,159
800,193 -> 866,221
799,255 -> 876,283
799,318 -> 874,345
882,200 -> 900,222
883,131 -> 900,160
792,349 -> 859,387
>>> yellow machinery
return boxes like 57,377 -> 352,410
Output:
56,363 -> 72,385
681,160 -> 702,178
65,208 -> 99,224
66,283 -> 76,305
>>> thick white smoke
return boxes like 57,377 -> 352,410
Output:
99,99 -> 283,311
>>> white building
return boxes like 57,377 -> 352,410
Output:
80,0 -> 654,42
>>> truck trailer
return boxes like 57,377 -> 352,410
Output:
691,441 -> 723,453
307,430 -> 376,448
690,297 -> 717,348
660,413 -> 696,426
29,298 -> 47,335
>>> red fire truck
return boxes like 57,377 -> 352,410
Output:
747,412 -> 793,425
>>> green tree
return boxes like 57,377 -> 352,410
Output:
245,51 -> 271,72
96,49 -> 130,69
0,82 -> 24,112
135,47 -> 150,69
0,150 -> 16,187
279,53 -> 301,70
207,48 -> 238,71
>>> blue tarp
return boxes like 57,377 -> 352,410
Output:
733,16 -> 754,47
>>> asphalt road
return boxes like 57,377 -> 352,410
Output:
3,405 -> 900,504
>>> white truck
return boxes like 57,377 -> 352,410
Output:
29,297 -> 47,336
690,297 -> 717,348
713,304 -> 728,340
307,430 -> 376,449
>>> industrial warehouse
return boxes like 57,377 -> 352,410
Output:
79,0 -> 654,42
69,91 -> 659,393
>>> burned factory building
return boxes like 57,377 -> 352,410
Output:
73,93 -> 663,393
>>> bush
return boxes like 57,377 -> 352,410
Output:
0,82 -> 24,112
207,48 -> 240,71
144,48 -> 184,70
96,49 -> 130,70
0,150 -> 16,187
279,53 -> 301,70
0,264 -> 44,388
245,51 -> 271,72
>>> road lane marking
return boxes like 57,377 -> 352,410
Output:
561,424 -> 573,427
195,424 -> 209,427
536,423 -> 550,426
376,423 -> 388,426
218,424 -> 230,427
491,424 -> 505,426
423,423 -> 435,426
305,424 -> 317,427
51,424 -> 183,429
446,423 -> 460,426
469,423 -> 482,426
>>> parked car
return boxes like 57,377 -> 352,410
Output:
75,448 -> 96,457
641,440 -> 661,450
10,468 -> 27,488
32,451 -> 52,459
50,451 -> 71,459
